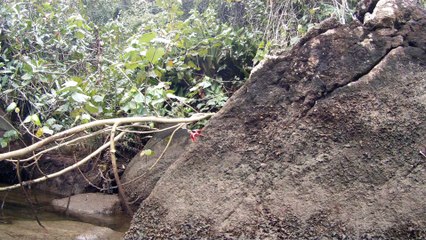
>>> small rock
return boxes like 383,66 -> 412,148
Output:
52,193 -> 122,216
0,220 -> 123,240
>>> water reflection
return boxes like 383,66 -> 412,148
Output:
0,185 -> 131,232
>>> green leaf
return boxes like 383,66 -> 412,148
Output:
31,114 -> 42,127
81,113 -> 91,123
42,126 -> 54,135
187,61 -> 198,69
84,102 -> 99,114
154,69 -> 163,78
6,102 -> 17,112
52,124 -> 63,131
36,128 -> 44,138
198,48 -> 208,57
45,118 -> 56,126
3,130 -> 18,139
71,76 -> 83,83
75,29 -> 85,39
42,2 -> 52,10
199,80 -> 212,89
23,116 -> 32,124
21,73 -> 32,80
146,47 -> 165,64
92,95 -> 104,103
134,92 -> 145,103
63,81 -> 79,87
71,92 -> 90,103
140,149 -> 155,156
0,69 -> 12,74
124,62 -> 140,70
138,32 -> 157,44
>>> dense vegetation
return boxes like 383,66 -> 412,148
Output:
0,0 -> 358,147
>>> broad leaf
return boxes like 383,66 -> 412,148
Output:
84,102 -> 99,114
71,92 -> 90,103
146,47 -> 165,64
138,32 -> 157,44
31,114 -> 42,127
6,102 -> 17,112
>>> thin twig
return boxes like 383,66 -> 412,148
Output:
122,124 -> 183,186
0,131 -> 126,192
1,192 -> 9,210
74,155 -> 102,191
110,122 -> 133,215
16,159 -> 45,229
148,123 -> 183,171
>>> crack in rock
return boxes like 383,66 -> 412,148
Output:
302,45 -> 400,118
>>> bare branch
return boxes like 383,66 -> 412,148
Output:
0,131 -> 126,192
0,113 -> 214,161
149,123 -> 183,171
110,122 -> 133,215
6,128 -> 111,163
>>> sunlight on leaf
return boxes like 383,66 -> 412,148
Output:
140,149 -> 155,156
71,92 -> 90,103
6,102 -> 17,112
35,128 -> 44,138
138,32 -> 157,44
146,47 -> 165,64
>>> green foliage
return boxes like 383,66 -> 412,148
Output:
79,0 -> 125,25
0,0 -> 261,144
1,1 -> 91,135
0,0 -> 359,147
173,0 -> 359,50
241,0 -> 358,49
116,4 -> 259,116
0,129 -> 19,148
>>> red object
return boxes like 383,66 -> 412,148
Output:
189,129 -> 203,142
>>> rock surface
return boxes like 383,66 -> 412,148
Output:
125,0 -> 426,239
52,193 -> 122,216
0,220 -> 123,240
122,125 -> 191,209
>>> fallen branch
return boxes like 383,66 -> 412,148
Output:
0,113 -> 214,161
0,131 -> 126,192
6,128 -> 111,163
0,113 -> 214,192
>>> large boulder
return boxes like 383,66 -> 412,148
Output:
122,126 -> 191,208
125,0 -> 426,239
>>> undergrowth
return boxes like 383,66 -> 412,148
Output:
0,0 -> 356,147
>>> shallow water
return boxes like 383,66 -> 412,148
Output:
0,185 -> 131,233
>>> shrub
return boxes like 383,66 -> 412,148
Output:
0,0 -> 261,146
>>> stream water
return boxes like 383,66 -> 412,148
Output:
0,185 -> 131,236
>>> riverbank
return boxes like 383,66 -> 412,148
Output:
0,185 -> 130,239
